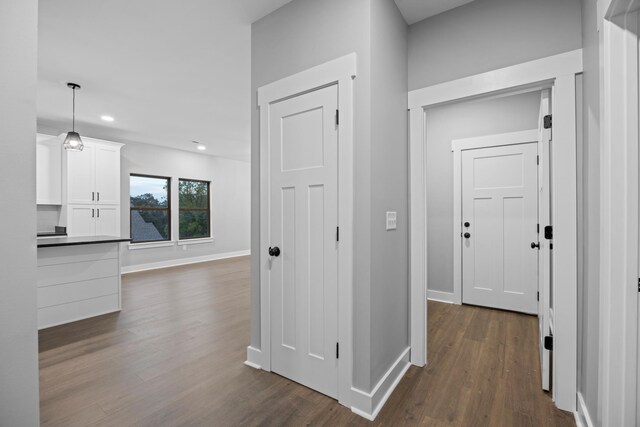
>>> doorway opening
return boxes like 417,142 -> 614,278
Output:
408,50 -> 582,412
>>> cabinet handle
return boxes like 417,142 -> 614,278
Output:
97,209 -> 100,218
97,192 -> 100,202
92,192 -> 95,201
92,209 -> 95,218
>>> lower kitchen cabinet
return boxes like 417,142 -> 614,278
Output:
66,204 -> 120,236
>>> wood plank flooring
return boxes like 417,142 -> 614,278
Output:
39,256 -> 574,426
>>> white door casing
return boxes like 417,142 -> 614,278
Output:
460,141 -> 538,314
597,3 -> 640,426
250,53 -> 356,409
268,84 -> 339,398
409,50 -> 581,411
537,89 -> 552,391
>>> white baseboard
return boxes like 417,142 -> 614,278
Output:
574,392 -> 594,427
351,347 -> 410,421
244,346 -> 262,370
427,289 -> 457,304
121,250 -> 250,274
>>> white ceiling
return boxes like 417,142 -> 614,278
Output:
394,0 -> 476,25
37,0 -> 293,162
38,0 -> 473,162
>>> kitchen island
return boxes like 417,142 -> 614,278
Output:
37,235 -> 130,329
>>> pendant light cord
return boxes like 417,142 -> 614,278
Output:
72,87 -> 76,132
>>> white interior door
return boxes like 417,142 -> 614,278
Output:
268,84 -> 339,398
538,90 -> 552,391
462,142 -> 539,314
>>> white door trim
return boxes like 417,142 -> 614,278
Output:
408,49 -> 582,412
598,3 -> 640,426
252,53 -> 356,408
451,129 -> 539,306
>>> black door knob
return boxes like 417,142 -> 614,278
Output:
268,246 -> 280,257
464,222 -> 470,228
531,242 -> 540,249
464,232 -> 471,239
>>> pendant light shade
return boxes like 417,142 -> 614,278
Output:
63,82 -> 84,151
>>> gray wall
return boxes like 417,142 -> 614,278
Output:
408,0 -> 583,90
578,0 -> 600,422
370,0 -> 409,387
0,0 -> 41,424
120,141 -> 250,268
425,92 -> 540,294
251,0 -> 409,391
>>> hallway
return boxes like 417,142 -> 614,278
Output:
38,257 -> 574,426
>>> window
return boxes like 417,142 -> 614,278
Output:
130,174 -> 171,243
179,179 -> 210,240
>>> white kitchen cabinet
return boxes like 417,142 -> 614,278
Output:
66,143 -> 96,205
63,137 -> 123,237
67,205 -> 95,236
94,144 -> 121,205
67,204 -> 120,237
36,134 -> 62,205
65,138 -> 122,206
95,206 -> 120,236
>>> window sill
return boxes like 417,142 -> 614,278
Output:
177,237 -> 215,246
128,241 -> 174,250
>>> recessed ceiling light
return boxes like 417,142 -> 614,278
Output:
100,115 -> 115,122
192,140 -> 207,151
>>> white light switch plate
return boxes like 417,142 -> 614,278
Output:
386,211 -> 397,230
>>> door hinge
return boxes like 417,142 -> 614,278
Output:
537,291 -> 540,301
638,278 -> 640,292
336,227 -> 339,242
544,115 -> 552,129
544,335 -> 553,351
544,226 -> 553,240
336,342 -> 339,359
537,155 -> 539,165
336,109 -> 339,126
537,223 -> 540,234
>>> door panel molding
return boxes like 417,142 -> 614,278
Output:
250,53 -> 356,409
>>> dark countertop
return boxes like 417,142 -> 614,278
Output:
37,226 -> 67,238
37,235 -> 131,248
37,231 -> 68,237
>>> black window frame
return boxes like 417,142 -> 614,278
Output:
178,178 -> 211,241
129,173 -> 172,244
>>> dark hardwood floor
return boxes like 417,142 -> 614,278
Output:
39,256 -> 574,426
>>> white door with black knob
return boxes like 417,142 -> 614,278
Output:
267,84 -> 339,399
461,142 -> 539,314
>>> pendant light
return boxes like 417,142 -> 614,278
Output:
63,82 -> 84,151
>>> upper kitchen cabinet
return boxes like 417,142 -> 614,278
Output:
65,142 -> 95,205
36,134 -> 62,205
64,137 -> 123,206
